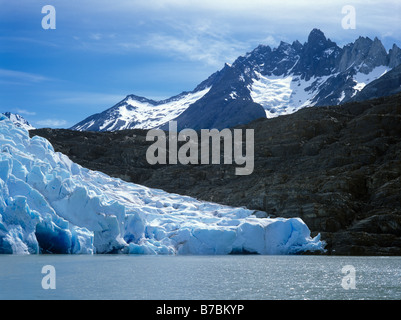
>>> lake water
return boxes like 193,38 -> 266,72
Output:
0,255 -> 400,300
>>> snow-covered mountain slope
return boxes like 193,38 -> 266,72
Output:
71,87 -> 211,131
0,115 -> 324,254
352,63 -> 401,102
249,65 -> 390,118
71,29 -> 401,131
226,30 -> 396,121
2,112 -> 35,131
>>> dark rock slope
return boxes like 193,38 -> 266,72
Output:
31,93 -> 401,255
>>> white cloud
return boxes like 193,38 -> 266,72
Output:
14,109 -> 36,116
90,33 -> 103,41
35,119 -> 68,128
138,18 -> 251,67
144,32 -> 247,67
48,91 -> 126,106
0,69 -> 51,84
260,35 -> 279,48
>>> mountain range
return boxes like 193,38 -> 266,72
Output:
71,29 -> 401,132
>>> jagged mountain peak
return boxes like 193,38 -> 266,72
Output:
389,43 -> 401,68
307,28 -> 327,43
276,41 -> 291,50
124,94 -> 158,105
305,29 -> 338,51
338,35 -> 390,74
291,40 -> 303,51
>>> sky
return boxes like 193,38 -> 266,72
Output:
0,0 -> 400,128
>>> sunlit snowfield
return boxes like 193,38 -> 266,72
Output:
1,255 -> 400,300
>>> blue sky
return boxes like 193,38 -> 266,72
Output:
1,0 -> 400,128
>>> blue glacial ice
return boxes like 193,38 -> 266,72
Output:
0,115 -> 325,254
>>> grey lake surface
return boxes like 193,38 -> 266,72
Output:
0,255 -> 400,300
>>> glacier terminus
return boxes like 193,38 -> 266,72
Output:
0,115 -> 325,255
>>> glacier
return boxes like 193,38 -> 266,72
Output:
0,115 -> 325,255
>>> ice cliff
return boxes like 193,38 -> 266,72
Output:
0,115 -> 324,254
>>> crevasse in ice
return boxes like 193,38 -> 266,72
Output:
0,115 -> 325,254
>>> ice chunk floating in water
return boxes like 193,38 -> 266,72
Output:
0,115 -> 325,254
